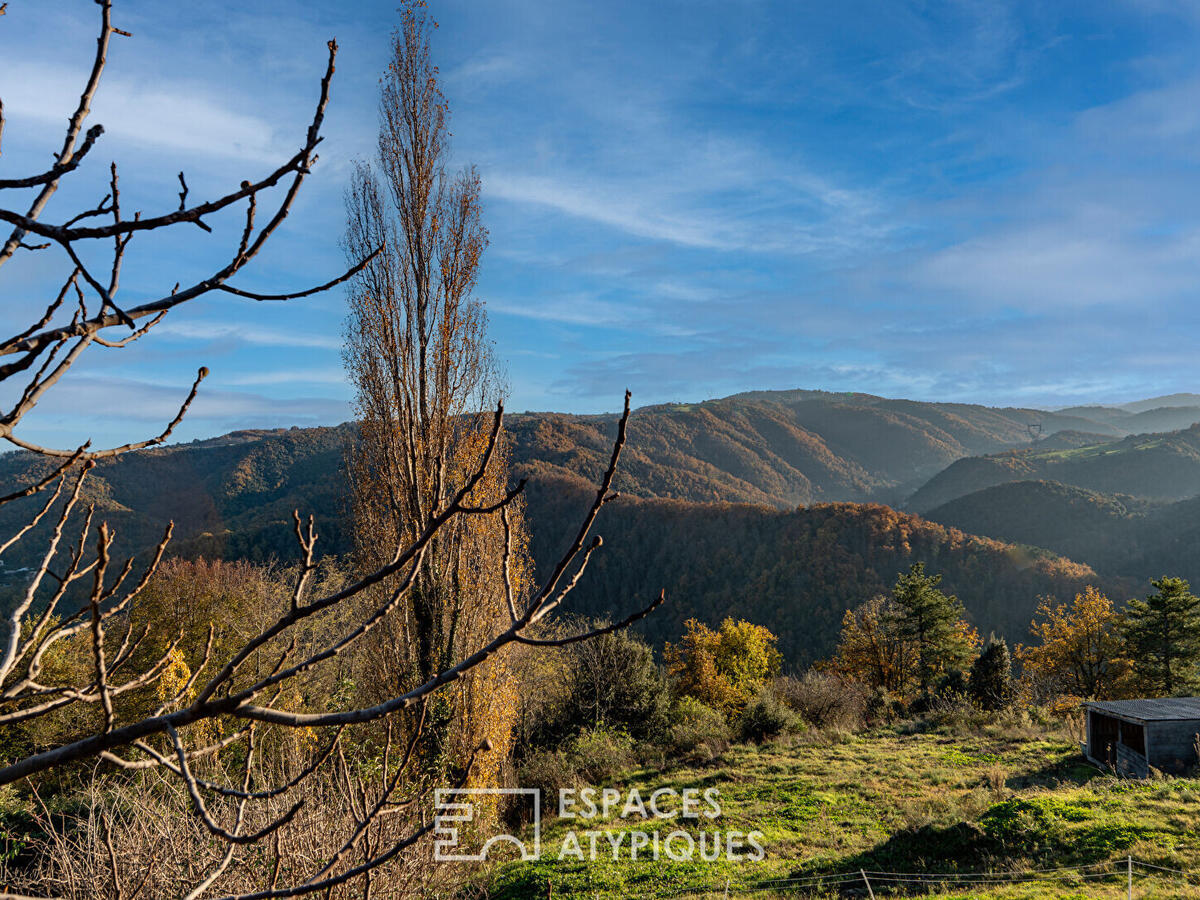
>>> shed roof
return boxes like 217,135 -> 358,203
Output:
1086,697 -> 1200,722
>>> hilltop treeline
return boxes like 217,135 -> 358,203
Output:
910,424 -> 1200,511
523,476 -> 1102,665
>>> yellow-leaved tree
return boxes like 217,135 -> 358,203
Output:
830,595 -> 915,696
666,618 -> 782,715
1018,586 -> 1133,708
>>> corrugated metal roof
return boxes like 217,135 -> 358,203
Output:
1086,697 -> 1200,722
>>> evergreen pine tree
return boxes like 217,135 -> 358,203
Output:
1123,576 -> 1200,696
890,562 -> 973,696
969,635 -> 1013,710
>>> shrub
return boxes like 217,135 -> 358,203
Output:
738,686 -> 801,743
519,626 -> 671,751
936,668 -> 968,698
774,672 -> 868,730
517,750 -> 580,814
666,618 -> 781,716
865,686 -> 904,723
667,697 -> 731,761
566,727 -> 636,783
913,692 -> 990,734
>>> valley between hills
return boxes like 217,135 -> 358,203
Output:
5,387 -> 1200,664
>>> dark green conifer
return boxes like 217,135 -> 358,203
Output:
1124,577 -> 1200,696
969,635 -> 1013,710
890,562 -> 973,696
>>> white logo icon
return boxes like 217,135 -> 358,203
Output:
433,788 -> 541,861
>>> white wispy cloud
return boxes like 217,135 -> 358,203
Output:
225,368 -> 350,387
446,53 -> 525,92
1076,75 -> 1200,150
486,173 -> 736,251
486,165 -> 886,256
6,374 -> 350,451
2,62 -> 289,164
914,222 -> 1200,309
488,293 -> 637,327
156,321 -> 342,350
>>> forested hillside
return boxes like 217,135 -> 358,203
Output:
925,481 -> 1154,566
0,425 -> 354,576
5,388 -> 1192,662
908,424 -> 1200,512
523,476 -> 1103,664
923,478 -> 1200,588
0,387 -> 1068,576
905,421 -> 1200,582
512,392 -> 1200,511
510,389 -> 1142,508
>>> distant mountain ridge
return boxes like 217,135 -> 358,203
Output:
908,424 -> 1200,512
1119,394 -> 1200,413
3,387 -> 1197,660
508,389 -> 1200,511
4,387 -> 1197,572
922,478 -> 1200,589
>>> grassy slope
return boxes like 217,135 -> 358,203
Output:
486,727 -> 1200,898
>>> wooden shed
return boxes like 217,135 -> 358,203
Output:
1085,698 -> 1200,777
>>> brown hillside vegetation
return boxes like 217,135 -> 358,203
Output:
522,476 -> 1103,664
507,389 -> 1175,509
0,423 -> 1105,664
6,388 -> 1180,665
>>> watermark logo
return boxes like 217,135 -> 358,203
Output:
433,788 -> 541,862
433,786 -> 764,863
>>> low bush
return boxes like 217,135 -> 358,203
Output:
516,625 -> 671,752
738,686 -> 802,743
865,686 -> 904,723
567,727 -> 636,783
666,696 -> 731,761
517,750 -> 580,812
774,672 -> 868,730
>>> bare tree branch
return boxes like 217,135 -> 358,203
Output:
0,5 -> 660,896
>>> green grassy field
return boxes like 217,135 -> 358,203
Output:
1031,436 -> 1167,462
480,720 -> 1200,898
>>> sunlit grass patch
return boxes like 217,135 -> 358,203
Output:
484,724 -> 1200,898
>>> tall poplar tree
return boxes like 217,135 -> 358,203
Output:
342,0 -> 531,775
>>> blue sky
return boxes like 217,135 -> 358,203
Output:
4,1 -> 1200,448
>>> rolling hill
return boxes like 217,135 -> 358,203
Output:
924,481 -> 1155,570
0,424 -> 354,575
3,387 -> 1195,660
922,477 -> 1200,589
908,424 -> 1200,512
506,389 -> 1178,510
524,475 -> 1103,664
